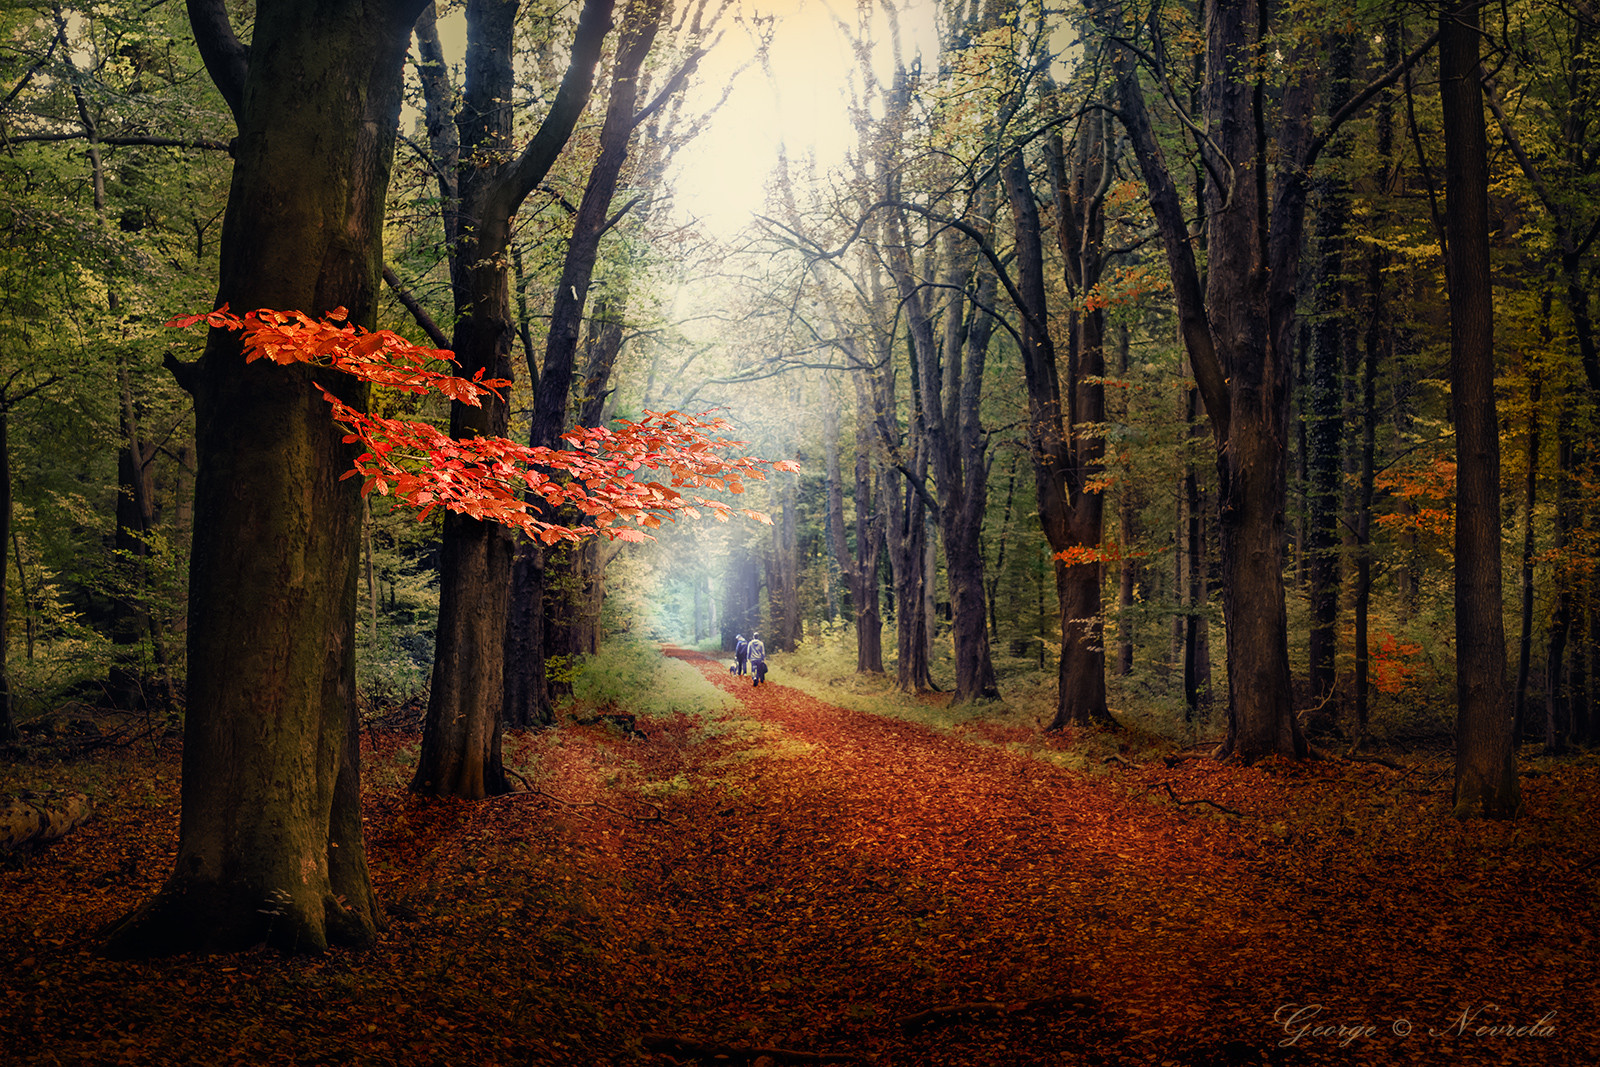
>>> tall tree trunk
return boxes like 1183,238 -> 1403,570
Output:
1513,346 -> 1543,743
765,471 -> 802,652
825,375 -> 885,672
884,406 -> 933,692
1546,421 -> 1576,753
1002,139 -> 1110,728
106,0 -> 429,956
414,0 -> 613,775
1354,230 -> 1385,743
1183,464 -> 1212,723
550,306 -> 628,667
1355,28 -> 1398,743
1114,323 -> 1138,678
501,0 -> 657,729
1108,0 -> 1319,760
0,407 -> 13,743
1305,32 -> 1354,711
1441,0 -> 1519,817
883,210 -> 998,702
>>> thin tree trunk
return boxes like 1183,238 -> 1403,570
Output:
1513,352 -> 1543,743
1441,0 -> 1519,816
1305,31 -> 1354,710
501,0 -> 655,730
1544,405 -> 1574,751
1001,140 -> 1110,728
1115,323 -> 1138,678
415,0 -> 612,773
884,194 -> 998,702
0,408 -> 14,743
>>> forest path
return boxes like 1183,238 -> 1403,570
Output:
646,647 -> 1248,1062
3,650 -> 1589,1066
602,648 -> 1593,1067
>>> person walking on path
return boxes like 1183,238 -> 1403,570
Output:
748,633 -> 767,686
733,634 -> 748,676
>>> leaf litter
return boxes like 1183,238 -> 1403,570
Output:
0,647 -> 1595,1066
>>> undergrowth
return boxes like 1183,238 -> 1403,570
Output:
765,629 -> 1178,774
568,638 -> 734,721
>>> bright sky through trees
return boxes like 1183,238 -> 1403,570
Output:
670,0 -> 940,238
426,1 -> 937,239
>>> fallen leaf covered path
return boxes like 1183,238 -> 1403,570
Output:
623,648 -> 1595,1066
0,645 -> 1594,1065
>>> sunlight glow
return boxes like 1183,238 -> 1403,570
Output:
671,0 -> 940,239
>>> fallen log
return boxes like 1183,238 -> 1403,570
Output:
896,992 -> 1098,1034
1,791 -> 94,850
643,1034 -> 858,1063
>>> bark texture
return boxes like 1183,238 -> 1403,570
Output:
414,0 -> 614,780
1440,1 -> 1519,817
1108,0 -> 1332,760
106,0 -> 427,955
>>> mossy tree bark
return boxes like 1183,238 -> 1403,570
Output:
105,0 -> 428,956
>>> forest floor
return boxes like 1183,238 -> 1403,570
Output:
1,648 -> 1598,1066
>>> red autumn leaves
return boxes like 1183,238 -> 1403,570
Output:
170,306 -> 799,543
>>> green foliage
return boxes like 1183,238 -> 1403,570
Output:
569,638 -> 733,720
354,496 -> 441,712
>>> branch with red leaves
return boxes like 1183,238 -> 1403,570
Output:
170,307 -> 800,543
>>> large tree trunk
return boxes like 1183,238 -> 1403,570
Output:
415,0 -> 530,797
1441,0 -> 1519,817
106,0 -> 427,956
1109,0 -> 1308,760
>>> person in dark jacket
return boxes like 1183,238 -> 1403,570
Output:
747,633 -> 767,686
732,634 -> 748,675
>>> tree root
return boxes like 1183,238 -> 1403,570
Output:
896,992 -> 1098,1034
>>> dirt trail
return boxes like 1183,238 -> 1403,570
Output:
2,647 -> 1589,1066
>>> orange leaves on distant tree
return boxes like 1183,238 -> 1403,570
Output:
1052,542 -> 1159,567
1078,264 -> 1167,312
1374,457 -> 1456,542
1369,632 -> 1423,695
169,307 -> 799,543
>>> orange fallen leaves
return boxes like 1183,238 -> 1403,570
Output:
3,655 -> 1596,1064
